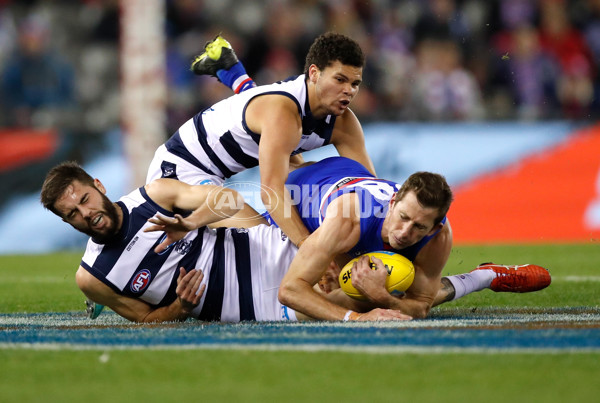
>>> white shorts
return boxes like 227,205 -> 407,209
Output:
250,225 -> 299,322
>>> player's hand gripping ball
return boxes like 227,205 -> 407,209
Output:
338,251 -> 415,300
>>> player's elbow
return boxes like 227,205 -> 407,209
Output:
278,277 -> 303,308
260,187 -> 271,207
409,302 -> 432,319
76,267 -> 93,294
260,182 -> 280,207
278,280 -> 293,307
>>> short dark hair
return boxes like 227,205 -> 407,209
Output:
303,32 -> 365,76
395,172 -> 453,225
40,161 -> 94,216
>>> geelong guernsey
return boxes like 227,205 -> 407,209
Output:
286,157 -> 446,262
80,187 -> 297,322
157,74 -> 336,180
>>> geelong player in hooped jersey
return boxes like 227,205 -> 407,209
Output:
78,191 -> 298,323
41,162 -> 290,322
146,33 -> 376,251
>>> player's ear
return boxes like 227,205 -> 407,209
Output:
94,178 -> 107,194
308,64 -> 320,82
427,221 -> 444,236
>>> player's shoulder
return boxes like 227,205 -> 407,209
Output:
325,192 -> 362,225
413,219 -> 453,268
332,106 -> 361,130
143,178 -> 185,208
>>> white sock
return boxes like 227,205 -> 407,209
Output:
445,269 -> 496,301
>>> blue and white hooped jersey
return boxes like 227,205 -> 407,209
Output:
160,74 -> 336,180
80,187 -> 298,322
286,157 -> 445,261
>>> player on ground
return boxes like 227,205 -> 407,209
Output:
277,157 -> 551,321
40,161 -> 409,323
40,161 -> 549,323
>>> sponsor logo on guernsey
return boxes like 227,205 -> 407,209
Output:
126,236 -> 139,251
130,269 -> 151,293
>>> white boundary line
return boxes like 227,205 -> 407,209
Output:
2,315 -> 600,328
556,276 -> 600,282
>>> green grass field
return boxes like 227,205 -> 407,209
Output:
1,243 -> 599,402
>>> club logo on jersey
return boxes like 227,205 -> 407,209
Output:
130,269 -> 151,293
174,239 -> 192,255
160,161 -> 177,179
156,233 -> 192,256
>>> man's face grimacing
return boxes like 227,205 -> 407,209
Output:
310,60 -> 362,117
54,179 -> 120,243
381,190 -> 442,250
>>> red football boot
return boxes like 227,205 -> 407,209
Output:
471,263 -> 551,292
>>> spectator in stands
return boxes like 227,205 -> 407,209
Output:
491,24 -> 561,120
0,14 -> 75,128
413,0 -> 471,46
1,0 -> 599,126
539,0 -> 595,118
405,38 -> 484,121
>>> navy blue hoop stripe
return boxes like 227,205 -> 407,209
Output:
158,229 -> 206,307
198,228 -> 226,321
220,131 -> 259,169
164,131 -> 217,176
231,230 -> 255,321
193,113 -> 236,178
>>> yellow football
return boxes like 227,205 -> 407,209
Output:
338,251 -> 415,300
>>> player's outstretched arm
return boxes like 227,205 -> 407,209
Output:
143,179 -> 246,253
76,266 -> 205,323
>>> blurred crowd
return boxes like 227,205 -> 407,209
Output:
1,0 -> 600,140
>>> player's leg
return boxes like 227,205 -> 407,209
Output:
432,262 -> 552,306
191,35 -> 256,93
